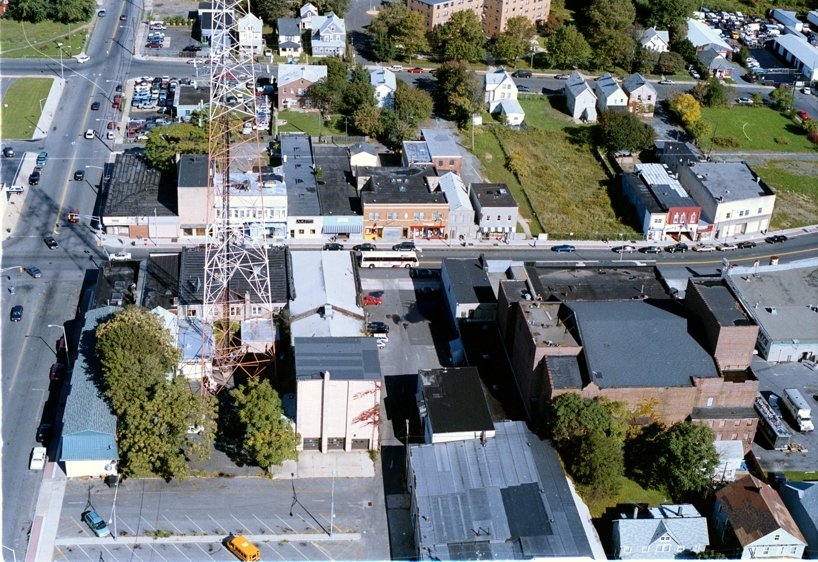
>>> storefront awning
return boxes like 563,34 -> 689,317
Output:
323,224 -> 362,234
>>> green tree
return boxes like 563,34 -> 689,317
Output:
592,27 -> 637,69
394,80 -> 433,125
587,0 -> 635,33
230,378 -> 299,469
368,3 -> 429,61
492,16 -> 535,65
433,59 -> 483,124
655,422 -> 719,500
596,110 -> 656,152
353,105 -> 383,136
647,0 -> 697,30
544,24 -> 592,69
144,123 -> 209,172
372,30 -> 396,61
656,51 -> 686,74
51,0 -> 95,22
379,108 -> 416,150
547,393 -> 628,447
750,92 -> 763,107
252,0 -> 300,22
435,11 -> 486,62
341,65 -> 377,114
586,0 -> 637,67
571,431 -> 624,492
769,85 -> 794,112
633,47 -> 660,75
8,0 -> 48,22
395,10 -> 430,62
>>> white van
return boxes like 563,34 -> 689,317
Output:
782,388 -> 814,432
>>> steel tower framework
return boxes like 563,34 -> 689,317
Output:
203,0 -> 274,390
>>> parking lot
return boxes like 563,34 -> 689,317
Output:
140,25 -> 203,58
751,357 -> 818,474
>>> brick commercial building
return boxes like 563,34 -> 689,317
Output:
408,0 -> 550,36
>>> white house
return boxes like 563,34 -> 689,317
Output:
564,71 -> 597,122
370,68 -> 397,108
436,172 -> 477,241
641,27 -> 669,52
492,98 -> 525,126
612,504 -> 709,559
277,17 -> 302,58
622,72 -> 657,117
484,68 -> 518,112
309,12 -> 346,58
237,12 -> 263,56
595,73 -> 628,113
299,2 -> 319,30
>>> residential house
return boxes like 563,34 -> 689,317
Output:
197,1 -> 233,44
358,166 -> 447,240
214,168 -> 288,239
641,27 -> 669,52
275,64 -> 327,110
713,475 -> 807,559
470,182 -> 518,240
349,143 -> 380,169
441,257 -> 497,323
277,17 -> 303,58
370,68 -> 397,108
686,18 -> 733,57
564,71 -> 597,122
621,73 -> 657,117
151,306 -> 214,380
281,134 -> 322,238
675,161 -> 776,240
294,337 -> 381,452
779,481 -> 818,558
177,154 -> 210,239
620,163 -> 701,242
417,367 -> 495,443
612,504 -> 709,559
60,307 -> 120,478
437,173 -> 476,241
698,46 -> 733,79
484,68 -> 518,112
289,250 -> 364,339
299,2 -> 319,30
595,73 -> 628,113
308,12 -> 346,58
493,98 -> 525,126
407,0 -> 550,37
407,420 -> 600,560
237,12 -> 263,56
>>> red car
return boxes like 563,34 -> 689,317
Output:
796,109 -> 810,121
408,67 -> 425,74
362,295 -> 383,306
107,121 -> 116,130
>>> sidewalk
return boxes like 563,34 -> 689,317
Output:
32,76 -> 65,141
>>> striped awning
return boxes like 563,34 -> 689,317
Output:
322,223 -> 362,234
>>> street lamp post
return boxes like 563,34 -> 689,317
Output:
47,324 -> 71,370
108,475 -> 120,540
57,42 -> 65,81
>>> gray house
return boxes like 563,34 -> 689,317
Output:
441,257 -> 497,324
437,172 -> 477,241
308,12 -> 346,58
277,17 -> 302,57
470,182 -> 518,240
780,481 -> 818,559
564,71 -> 597,122
612,504 -> 709,559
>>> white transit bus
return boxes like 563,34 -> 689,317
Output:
359,250 -> 419,268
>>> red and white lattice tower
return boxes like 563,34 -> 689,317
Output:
203,0 -> 274,391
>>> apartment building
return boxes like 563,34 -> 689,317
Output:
408,0 -> 550,36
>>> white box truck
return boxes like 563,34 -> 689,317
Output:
782,388 -> 814,432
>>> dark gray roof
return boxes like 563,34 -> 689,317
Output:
177,154 -> 208,188
281,134 -> 320,216
471,183 -> 517,208
780,481 -> 818,556
294,337 -> 381,380
442,258 -> 496,306
655,140 -> 701,172
103,149 -> 176,218
419,367 -> 494,435
93,261 -> 139,309
361,166 -> 443,205
409,420 -> 595,560
312,144 -> 360,216
177,86 -> 209,108
277,17 -> 300,37
687,280 -> 751,327
691,406 -> 756,419
567,300 -> 719,388
350,143 -> 378,157
61,306 -> 120,462
279,40 -> 301,49
178,246 -> 289,305
546,355 -> 583,389
403,141 -> 432,164
622,172 -> 663,214
525,264 -> 668,301
141,253 -> 180,310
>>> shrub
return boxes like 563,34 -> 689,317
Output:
773,136 -> 790,145
808,131 -> 818,145
711,136 -> 740,148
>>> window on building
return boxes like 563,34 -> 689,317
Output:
763,547 -> 770,555
690,212 -> 696,223
726,212 -> 731,219
388,212 -> 398,220
623,547 -> 631,553
449,159 -> 455,165
298,229 -> 304,234
758,208 -> 763,214
774,535 -> 780,541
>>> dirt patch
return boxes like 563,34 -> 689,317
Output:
144,0 -> 199,19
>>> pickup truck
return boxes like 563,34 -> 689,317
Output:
30,447 -> 47,470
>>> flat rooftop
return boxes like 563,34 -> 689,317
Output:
103,149 -> 176,218
471,183 -> 516,208
281,134 -> 320,216
361,166 -> 444,205
94,262 -> 140,309
443,258 -> 496,306
525,264 -> 668,301
419,367 -> 494,435
294,337 -> 380,380
141,253 -> 180,310
519,302 -> 579,348
688,279 -> 752,327
313,144 -> 360,216
686,162 -> 773,202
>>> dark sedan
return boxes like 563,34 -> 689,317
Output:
551,244 -> 575,253
737,241 -> 757,249
640,246 -> 663,254
10,305 -> 23,322
43,235 -> 59,249
322,242 -> 344,251
765,234 -> 788,244
353,243 -> 377,252
665,243 -> 688,253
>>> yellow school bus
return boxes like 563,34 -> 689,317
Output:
225,535 -> 261,561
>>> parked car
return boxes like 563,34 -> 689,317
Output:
408,67 -> 425,74
81,509 -> 111,537
737,240 -> 757,249
736,97 -> 753,105
84,129 -> 95,139
717,243 -> 738,251
36,423 -> 52,444
513,70 -> 532,78
694,244 -> 717,252
796,109 -> 810,120
322,242 -> 344,251
24,266 -> 42,278
363,295 -> 383,306
145,42 -> 163,49
29,447 -> 47,470
49,362 -> 64,382
665,243 -> 688,253
551,244 -> 575,253
119,14 -> 127,20
182,45 -> 202,52
28,170 -> 40,186
689,69 -> 701,79
612,245 -> 637,253
10,305 -> 23,322
3,146 -> 14,157
353,243 -> 377,252
91,101 -> 100,110
367,321 -> 389,334
36,151 -> 48,166
517,85 -> 531,92
640,245 -> 663,254
658,78 -> 674,85
766,234 -> 788,243
554,74 -> 570,80
43,235 -> 59,249
392,241 -> 416,251
115,84 -> 123,92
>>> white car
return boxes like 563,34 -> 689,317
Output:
75,54 -> 90,63
717,243 -> 738,251
106,131 -> 115,140
694,244 -> 717,252
30,447 -> 47,470
84,129 -> 95,139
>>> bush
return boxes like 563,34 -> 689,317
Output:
774,136 -> 790,145
808,131 -> 818,145
711,136 -> 739,148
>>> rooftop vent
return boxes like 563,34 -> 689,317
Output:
767,306 -> 777,314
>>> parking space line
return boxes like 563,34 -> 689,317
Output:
274,513 -> 297,533
230,513 -> 249,533
117,517 -> 138,535
149,546 -> 169,561
313,541 -> 336,561
161,513 -> 184,534
208,514 -> 226,534
186,514 -> 206,533
140,515 -> 157,531
261,543 -> 287,560
74,544 -> 94,561
295,512 -> 318,531
252,513 -> 275,534
192,542 -> 219,560
169,543 -> 193,561
283,541 -> 312,561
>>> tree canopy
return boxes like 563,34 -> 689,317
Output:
544,25 -> 592,69
571,431 -> 624,492
491,16 -> 535,65
8,0 -> 94,23
547,393 -> 628,447
144,123 -> 209,173
596,110 -> 656,152
368,2 -> 429,61
96,306 -> 217,479
668,92 -> 701,126
230,378 -> 299,469
433,60 -> 483,125
435,11 -> 486,62
585,0 -> 637,69
647,0 -> 697,31
770,85 -> 795,112
655,422 -> 719,500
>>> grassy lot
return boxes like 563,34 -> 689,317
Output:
517,95 -> 576,132
780,470 -> 818,482
579,476 -> 669,518
754,161 -> 818,230
276,110 -> 345,137
0,19 -> 88,58
0,78 -> 54,139
699,106 -> 817,153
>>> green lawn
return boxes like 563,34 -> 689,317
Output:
518,95 -> 576,132
0,78 -> 54,139
754,161 -> 818,230
0,19 -> 88,58
780,470 -> 818,482
276,110 -> 345,137
579,476 -> 670,518
699,106 -> 817,153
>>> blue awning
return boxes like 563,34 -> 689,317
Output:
323,224 -> 362,234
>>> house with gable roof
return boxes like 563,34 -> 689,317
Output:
641,27 -> 669,52
277,17 -> 302,57
370,67 -> 397,108
713,474 -> 807,559
237,11 -> 263,56
686,18 -> 733,57
275,64 -> 327,109
493,99 -> 525,126
308,12 -> 346,58
564,71 -> 597,122
484,67 -> 518,112
698,46 -> 733,79
299,2 -> 319,30
437,172 -> 477,241
622,73 -> 657,117
612,504 -> 709,559
595,73 -> 628,113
